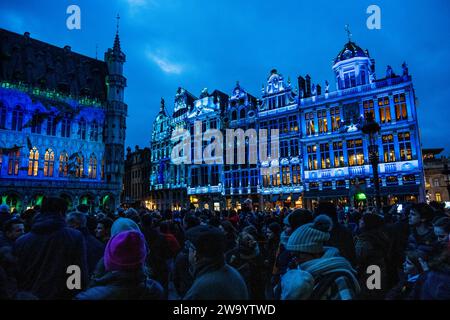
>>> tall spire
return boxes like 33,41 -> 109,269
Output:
160,97 -> 165,113
345,24 -> 352,42
113,14 -> 121,52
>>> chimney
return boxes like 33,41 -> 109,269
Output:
316,84 -> 322,96
24,32 -> 30,38
305,74 -> 311,98
297,76 -> 306,98
64,45 -> 71,53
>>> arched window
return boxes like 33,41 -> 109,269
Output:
78,118 -> 87,140
59,152 -> 69,177
76,155 -> 84,178
12,106 -> 23,131
90,120 -> 99,141
8,150 -> 20,175
231,110 -> 237,121
61,116 -> 71,138
43,148 -> 55,177
28,147 -> 39,176
46,115 -> 57,136
0,103 -> 7,129
239,109 -> 246,119
88,154 -> 97,179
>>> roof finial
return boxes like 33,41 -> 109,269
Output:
345,24 -> 352,42
160,97 -> 165,112
116,14 -> 120,34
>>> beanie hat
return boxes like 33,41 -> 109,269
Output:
104,230 -> 147,272
268,222 -> 282,235
286,215 -> 333,254
111,217 -> 140,237
185,225 -> 225,259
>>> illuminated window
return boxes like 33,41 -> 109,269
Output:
317,110 -> 328,134
435,193 -> 442,202
307,145 -> 318,170
282,166 -> 291,185
347,139 -> 365,166
343,70 -> 357,88
305,112 -> 315,136
79,118 -> 87,140
262,171 -> 270,187
28,147 -> 39,176
378,97 -> 391,124
280,140 -> 289,158
382,134 -> 396,163
330,107 -> 341,131
59,152 -> 69,177
363,100 -> 375,120
76,155 -> 84,178
333,141 -> 345,167
43,149 -> 55,177
320,143 -> 331,169
88,154 -> 97,179
398,132 -> 412,161
289,115 -> 298,132
12,106 -> 23,131
394,93 -> 408,121
8,150 -> 20,175
272,168 -> 281,186
292,165 -> 301,184
280,117 -> 288,133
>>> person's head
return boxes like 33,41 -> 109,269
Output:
220,220 -> 237,236
359,213 -> 385,232
185,225 -> 225,268
96,217 -> 113,241
283,209 -> 313,235
104,230 -> 147,272
3,217 -> 25,241
433,217 -> 450,245
41,197 -> 68,216
183,213 -> 200,230
409,203 -> 435,227
0,204 -> 10,215
66,211 -> 87,230
76,204 -> 90,214
237,231 -> 258,254
286,215 -> 333,263
403,250 -> 427,275
111,217 -> 140,237
243,198 -> 253,212
266,222 -> 281,240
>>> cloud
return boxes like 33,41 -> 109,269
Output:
0,11 -> 25,32
146,50 -> 183,74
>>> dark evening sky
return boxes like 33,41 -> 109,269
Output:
1,0 -> 449,154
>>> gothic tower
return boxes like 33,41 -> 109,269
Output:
104,17 -> 127,204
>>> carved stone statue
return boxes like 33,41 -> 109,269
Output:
402,62 -> 409,77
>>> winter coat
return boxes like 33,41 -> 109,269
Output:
183,258 -> 248,300
173,249 -> 194,298
79,227 -> 104,275
14,213 -> 88,299
75,269 -> 164,300
324,224 -> 356,267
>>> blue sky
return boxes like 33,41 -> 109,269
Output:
1,0 -> 450,154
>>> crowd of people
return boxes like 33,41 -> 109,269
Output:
0,197 -> 449,300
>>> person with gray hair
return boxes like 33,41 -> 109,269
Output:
66,211 -> 104,276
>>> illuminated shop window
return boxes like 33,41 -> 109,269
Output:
378,97 -> 391,124
347,139 -> 364,166
398,131 -> 412,161
320,143 -> 331,169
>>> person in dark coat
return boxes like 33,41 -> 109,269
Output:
14,197 -> 88,299
355,213 -> 392,299
316,202 -> 356,266
183,225 -> 248,300
66,211 -> 104,276
0,204 -> 11,230
75,230 -> 163,300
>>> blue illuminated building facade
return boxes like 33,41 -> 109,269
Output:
148,39 -> 424,210
0,28 -> 127,212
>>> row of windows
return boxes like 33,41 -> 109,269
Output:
0,105 -> 102,141
0,148 -> 104,179
261,165 -> 302,187
260,116 -> 299,133
190,165 -> 220,186
306,132 -> 412,170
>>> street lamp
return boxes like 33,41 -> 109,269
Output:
362,113 -> 382,211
